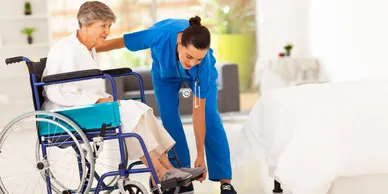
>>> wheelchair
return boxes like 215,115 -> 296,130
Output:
0,56 -> 187,194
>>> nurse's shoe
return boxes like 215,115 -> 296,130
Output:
220,183 -> 237,194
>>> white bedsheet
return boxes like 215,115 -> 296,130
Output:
234,76 -> 388,194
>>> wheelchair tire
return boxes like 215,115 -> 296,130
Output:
36,138 -> 129,194
0,111 -> 95,194
93,139 -> 129,193
122,181 -> 148,194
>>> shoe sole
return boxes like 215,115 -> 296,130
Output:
181,168 -> 206,182
179,192 -> 194,194
189,168 -> 206,182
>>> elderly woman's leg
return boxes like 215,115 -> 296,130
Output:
138,110 -> 206,179
139,149 -> 190,182
119,103 -> 205,191
120,102 -> 192,182
158,151 -> 175,169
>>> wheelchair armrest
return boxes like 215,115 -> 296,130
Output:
102,68 -> 132,77
42,69 -> 103,83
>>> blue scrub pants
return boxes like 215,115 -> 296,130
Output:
152,73 -> 232,181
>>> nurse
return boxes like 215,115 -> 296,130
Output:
97,16 -> 237,194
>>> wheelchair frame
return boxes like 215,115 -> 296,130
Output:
3,56 -> 183,194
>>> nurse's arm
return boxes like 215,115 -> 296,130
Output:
96,37 -> 125,53
193,96 -> 206,157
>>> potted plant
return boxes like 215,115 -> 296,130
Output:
192,0 -> 256,90
24,2 -> 32,15
21,28 -> 35,44
284,44 -> 293,57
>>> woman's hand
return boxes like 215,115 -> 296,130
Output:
96,97 -> 113,104
194,156 -> 207,182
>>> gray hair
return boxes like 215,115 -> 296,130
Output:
77,1 -> 116,28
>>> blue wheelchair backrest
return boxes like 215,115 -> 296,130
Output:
28,58 -> 47,111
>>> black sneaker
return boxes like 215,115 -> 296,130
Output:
220,183 -> 237,194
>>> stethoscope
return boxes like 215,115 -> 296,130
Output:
175,58 -> 201,108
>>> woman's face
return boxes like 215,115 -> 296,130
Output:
84,20 -> 112,45
177,43 -> 208,70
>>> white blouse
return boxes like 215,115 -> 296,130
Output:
41,31 -> 110,110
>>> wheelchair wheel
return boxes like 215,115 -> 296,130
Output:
0,111 -> 95,194
35,128 -> 129,194
122,181 -> 148,194
93,139 -> 129,192
36,138 -> 129,193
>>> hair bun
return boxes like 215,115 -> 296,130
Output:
189,16 -> 201,26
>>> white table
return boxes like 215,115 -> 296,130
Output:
255,57 -> 326,94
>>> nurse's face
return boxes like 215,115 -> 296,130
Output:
85,20 -> 112,45
178,43 -> 208,70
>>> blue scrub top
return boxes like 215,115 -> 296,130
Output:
123,18 -> 218,98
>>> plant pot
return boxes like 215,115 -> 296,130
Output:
285,50 -> 291,57
27,36 -> 33,44
211,34 -> 256,91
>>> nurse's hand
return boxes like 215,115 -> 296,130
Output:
194,156 -> 207,182
96,97 -> 113,104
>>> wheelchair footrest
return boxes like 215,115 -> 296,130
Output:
161,177 -> 191,192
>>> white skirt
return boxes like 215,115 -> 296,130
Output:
120,100 -> 175,160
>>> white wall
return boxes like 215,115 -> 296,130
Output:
0,0 -> 50,128
256,0 -> 311,59
309,0 -> 388,82
257,0 -> 388,82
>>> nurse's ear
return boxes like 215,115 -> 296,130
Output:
177,42 -> 183,52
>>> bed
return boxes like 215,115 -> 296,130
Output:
233,76 -> 388,194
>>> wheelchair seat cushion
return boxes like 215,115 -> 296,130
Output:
38,101 -> 121,136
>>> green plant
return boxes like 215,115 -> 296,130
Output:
24,2 -> 32,15
21,28 -> 35,36
284,44 -> 293,51
284,43 -> 293,56
193,0 -> 256,34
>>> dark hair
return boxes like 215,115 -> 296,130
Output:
181,16 -> 211,50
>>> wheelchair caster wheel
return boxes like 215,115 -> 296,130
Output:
122,181 -> 148,194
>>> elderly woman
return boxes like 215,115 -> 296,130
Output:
41,1 -> 203,186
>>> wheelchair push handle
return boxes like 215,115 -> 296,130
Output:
5,56 -> 31,65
